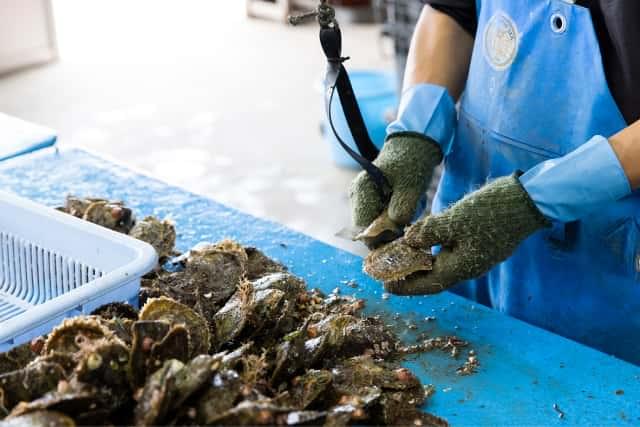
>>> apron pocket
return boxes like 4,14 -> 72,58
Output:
435,109 -> 558,212
484,128 -> 557,174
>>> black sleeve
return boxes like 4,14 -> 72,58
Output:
585,0 -> 640,124
422,0 -> 478,36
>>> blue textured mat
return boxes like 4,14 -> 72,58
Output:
0,147 -> 638,425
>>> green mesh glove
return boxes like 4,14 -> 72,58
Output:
384,174 -> 551,295
349,132 -> 443,228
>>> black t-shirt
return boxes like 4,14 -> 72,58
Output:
422,0 -> 640,124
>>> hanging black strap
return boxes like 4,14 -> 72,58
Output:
319,25 -> 392,203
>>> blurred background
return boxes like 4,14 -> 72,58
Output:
0,0 -> 422,254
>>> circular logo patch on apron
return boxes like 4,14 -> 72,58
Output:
483,11 -> 519,71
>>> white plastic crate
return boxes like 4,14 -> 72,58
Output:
0,191 -> 157,351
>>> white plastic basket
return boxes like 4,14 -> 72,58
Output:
0,191 -> 157,352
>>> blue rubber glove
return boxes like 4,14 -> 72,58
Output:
386,83 -> 457,154
520,135 -> 631,222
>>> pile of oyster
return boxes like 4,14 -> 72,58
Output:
0,197 -> 451,427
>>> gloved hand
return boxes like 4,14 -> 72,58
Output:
349,132 -> 442,228
349,84 -> 456,229
382,135 -> 632,295
384,174 -> 550,295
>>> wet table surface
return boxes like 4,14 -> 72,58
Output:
1,147 -> 638,426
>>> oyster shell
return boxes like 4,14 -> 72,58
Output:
60,196 -> 135,234
101,317 -> 135,345
251,273 -> 306,340
185,240 -> 248,304
128,320 -> 171,388
245,247 -> 286,280
90,302 -> 138,321
211,273 -> 305,351
211,281 -> 254,350
328,357 -> 424,424
132,354 -> 221,425
309,314 -> 397,360
127,320 -> 193,390
332,356 -> 422,394
363,238 -> 433,282
148,324 -> 190,368
128,216 -> 176,260
276,369 -> 332,410
133,359 -> 184,426
0,361 -> 65,411
43,317 -> 115,355
169,354 -> 221,413
0,410 -> 76,427
324,404 -> 360,427
218,342 -> 253,371
83,200 -> 134,234
143,240 -> 251,336
26,353 -> 77,377
211,400 -> 293,426
0,236 -> 453,426
326,356 -> 433,425
194,369 -> 242,424
376,391 -> 448,426
284,410 -> 327,425
271,321 -> 328,384
0,342 -> 39,375
252,272 -> 306,298
60,196 -> 102,218
139,297 -> 210,357
7,385 -> 112,424
354,210 -> 402,249
72,338 -> 130,392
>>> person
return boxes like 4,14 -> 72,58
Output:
349,0 -> 640,364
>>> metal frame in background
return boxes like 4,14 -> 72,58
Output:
246,0 -> 382,23
381,0 -> 424,91
246,0 -> 292,23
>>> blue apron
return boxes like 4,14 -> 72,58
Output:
432,0 -> 640,364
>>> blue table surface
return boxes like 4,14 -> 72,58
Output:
0,148 -> 638,425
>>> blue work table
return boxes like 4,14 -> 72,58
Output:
0,148 -> 638,425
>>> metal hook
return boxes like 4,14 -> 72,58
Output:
288,0 -> 336,28
288,9 -> 319,26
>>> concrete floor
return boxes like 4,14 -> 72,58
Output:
0,0 -> 396,255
